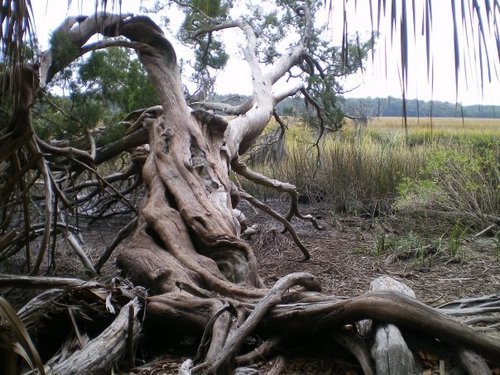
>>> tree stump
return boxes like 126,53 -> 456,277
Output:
366,276 -> 417,374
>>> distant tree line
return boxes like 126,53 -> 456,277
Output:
211,94 -> 499,119
343,97 -> 500,118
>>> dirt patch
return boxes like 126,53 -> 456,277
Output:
2,202 -> 499,374
3,201 -> 497,307
244,201 -> 500,305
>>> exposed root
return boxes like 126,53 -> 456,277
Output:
332,330 -> 374,375
266,355 -> 286,375
234,337 -> 281,366
46,298 -> 142,375
232,158 -> 322,228
200,273 -> 321,373
95,217 -> 138,273
239,189 -> 311,259
457,348 -> 491,375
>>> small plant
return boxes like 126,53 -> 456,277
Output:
447,220 -> 468,259
494,230 -> 500,262
374,231 -> 387,256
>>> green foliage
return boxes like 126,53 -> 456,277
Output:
242,121 -> 426,213
191,0 -> 224,17
447,220 -> 468,258
50,31 -> 80,67
34,47 -> 158,141
242,117 -> 499,228
396,146 -> 499,228
78,48 -> 158,113
303,33 -> 375,133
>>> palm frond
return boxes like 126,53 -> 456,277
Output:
328,0 -> 499,101
0,297 -> 45,374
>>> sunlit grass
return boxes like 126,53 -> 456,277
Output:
361,116 -> 500,132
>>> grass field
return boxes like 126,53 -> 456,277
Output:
364,116 -> 500,131
238,116 -> 499,229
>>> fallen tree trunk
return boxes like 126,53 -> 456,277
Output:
2,7 -> 499,374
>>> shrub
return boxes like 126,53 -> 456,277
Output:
396,147 -> 499,228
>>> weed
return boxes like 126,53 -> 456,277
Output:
447,220 -> 468,259
374,231 -> 388,256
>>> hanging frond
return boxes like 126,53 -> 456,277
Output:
328,0 -> 499,101
0,0 -> 35,106
0,297 -> 45,374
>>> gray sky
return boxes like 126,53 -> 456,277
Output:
32,0 -> 500,106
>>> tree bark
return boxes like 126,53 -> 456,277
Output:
3,9 -> 499,374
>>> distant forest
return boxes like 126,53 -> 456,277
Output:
210,94 -> 500,118
339,97 -> 500,118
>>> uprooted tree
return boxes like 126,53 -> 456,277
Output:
1,1 -> 500,374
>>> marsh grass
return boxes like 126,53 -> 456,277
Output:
240,116 -> 499,228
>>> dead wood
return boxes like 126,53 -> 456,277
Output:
457,348 -> 491,375
94,217 -> 138,273
199,272 -> 321,373
46,298 -> 141,375
331,331 -> 373,375
239,190 -> 311,259
232,159 -> 323,231
367,276 -> 417,374
0,274 -> 90,289
234,337 -> 281,366
2,8 -> 500,375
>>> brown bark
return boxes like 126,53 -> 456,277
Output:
64,12 -> 499,373
3,9 -> 500,374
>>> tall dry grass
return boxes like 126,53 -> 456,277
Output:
239,117 -> 499,225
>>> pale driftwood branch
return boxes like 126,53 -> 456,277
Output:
273,83 -> 304,105
47,298 -> 141,375
457,348 -> 491,375
265,1 -> 313,84
232,158 -> 323,231
0,275 -> 90,289
189,20 -> 241,39
367,276 -> 417,375
191,99 -> 253,115
64,231 -> 97,275
28,140 -> 53,275
371,324 -> 416,375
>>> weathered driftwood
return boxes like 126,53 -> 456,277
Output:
367,276 -> 417,375
46,298 -> 141,374
457,348 -> 491,375
0,274 -> 92,289
332,330 -> 374,375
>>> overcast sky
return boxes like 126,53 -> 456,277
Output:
32,0 -> 500,106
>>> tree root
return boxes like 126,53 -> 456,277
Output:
239,190 -> 311,259
198,272 -> 321,373
231,158 -> 323,230
332,331 -> 373,375
4,275 -> 500,374
95,217 -> 138,273
46,298 -> 141,375
457,348 -> 491,375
